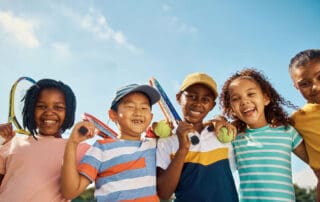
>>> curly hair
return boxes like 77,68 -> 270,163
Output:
289,49 -> 320,72
22,79 -> 76,138
219,68 -> 296,132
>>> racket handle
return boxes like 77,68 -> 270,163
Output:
78,126 -> 88,135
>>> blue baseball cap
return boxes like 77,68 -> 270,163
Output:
110,84 -> 160,109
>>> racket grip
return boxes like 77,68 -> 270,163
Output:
78,126 -> 88,135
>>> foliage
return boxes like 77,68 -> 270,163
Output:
71,187 -> 96,202
294,184 -> 317,202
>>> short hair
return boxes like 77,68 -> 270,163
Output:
22,79 -> 76,137
289,49 -> 320,72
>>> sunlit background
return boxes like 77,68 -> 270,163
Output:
1,0 -> 319,188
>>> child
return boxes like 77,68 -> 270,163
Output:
288,49 -> 320,201
156,72 -> 239,202
219,68 -> 308,201
0,79 -> 89,202
61,83 -> 161,202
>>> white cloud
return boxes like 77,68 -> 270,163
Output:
0,11 -> 39,48
51,42 -> 71,58
80,10 -> 139,53
293,167 -> 317,189
169,16 -> 198,34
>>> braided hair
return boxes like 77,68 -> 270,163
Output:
22,79 -> 76,138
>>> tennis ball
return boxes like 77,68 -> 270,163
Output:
217,127 -> 234,143
154,120 -> 171,138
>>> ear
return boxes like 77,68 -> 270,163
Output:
176,92 -> 182,105
108,109 -> 117,123
263,94 -> 271,106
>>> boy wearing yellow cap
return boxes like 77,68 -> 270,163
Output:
156,73 -> 238,202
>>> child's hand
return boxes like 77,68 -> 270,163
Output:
176,121 -> 193,151
0,123 -> 15,145
206,116 -> 237,143
68,121 -> 96,144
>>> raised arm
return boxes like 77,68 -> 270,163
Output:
61,122 -> 94,199
156,121 -> 191,199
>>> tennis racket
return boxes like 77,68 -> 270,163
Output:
8,76 -> 36,135
79,112 -> 119,139
149,77 -> 200,145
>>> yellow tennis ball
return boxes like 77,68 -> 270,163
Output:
217,127 -> 234,143
154,120 -> 171,138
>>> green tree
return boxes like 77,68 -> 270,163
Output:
71,187 -> 96,202
294,184 -> 316,202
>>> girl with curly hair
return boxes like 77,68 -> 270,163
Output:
219,68 -> 308,201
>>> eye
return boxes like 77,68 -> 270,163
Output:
298,81 -> 311,88
201,97 -> 212,104
230,96 -> 239,102
54,105 -> 66,111
140,105 -> 150,111
187,94 -> 197,101
248,92 -> 256,97
36,104 -> 47,110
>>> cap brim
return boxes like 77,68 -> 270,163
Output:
130,85 -> 160,105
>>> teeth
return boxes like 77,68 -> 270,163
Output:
243,108 -> 254,113
132,120 -> 143,124
44,120 -> 56,124
190,110 -> 201,115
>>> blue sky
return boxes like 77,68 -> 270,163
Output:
0,0 -> 319,187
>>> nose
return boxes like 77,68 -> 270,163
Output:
240,98 -> 250,106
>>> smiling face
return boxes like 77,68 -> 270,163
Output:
34,88 -> 66,137
290,60 -> 320,104
109,92 -> 153,140
228,78 -> 270,129
177,84 -> 215,126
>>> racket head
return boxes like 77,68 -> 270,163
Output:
82,113 -> 119,139
150,77 -> 181,122
8,77 -> 36,135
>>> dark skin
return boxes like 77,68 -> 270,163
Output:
156,84 -> 235,199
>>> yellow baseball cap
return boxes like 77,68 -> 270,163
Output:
180,72 -> 218,99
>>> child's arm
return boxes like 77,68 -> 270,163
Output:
61,122 -> 95,199
156,121 -> 192,199
293,140 -> 309,164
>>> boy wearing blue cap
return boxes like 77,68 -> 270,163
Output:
61,84 -> 160,202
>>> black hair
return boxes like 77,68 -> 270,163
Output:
289,49 -> 320,72
219,68 -> 296,132
22,79 -> 76,138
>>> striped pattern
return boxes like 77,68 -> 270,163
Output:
79,138 -> 159,202
157,126 -> 238,202
232,125 -> 302,202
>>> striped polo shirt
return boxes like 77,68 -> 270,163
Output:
232,124 -> 302,202
157,126 -> 238,202
78,138 -> 159,202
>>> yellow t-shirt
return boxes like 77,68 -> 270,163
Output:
291,103 -> 320,169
